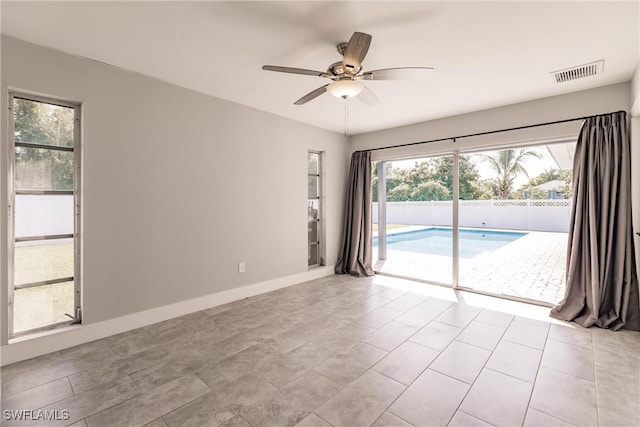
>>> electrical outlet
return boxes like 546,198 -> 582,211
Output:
238,262 -> 245,273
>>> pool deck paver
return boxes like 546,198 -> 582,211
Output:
373,227 -> 567,305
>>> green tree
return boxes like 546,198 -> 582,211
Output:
387,183 -> 411,201
410,181 -> 450,201
478,149 -> 541,199
374,156 -> 489,202
14,99 -> 74,190
433,156 -> 483,200
517,168 -> 573,199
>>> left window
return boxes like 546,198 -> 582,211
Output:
308,151 -> 323,267
9,94 -> 81,337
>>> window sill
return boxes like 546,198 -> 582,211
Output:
8,323 -> 81,345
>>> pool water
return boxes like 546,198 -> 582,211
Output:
374,227 -> 527,258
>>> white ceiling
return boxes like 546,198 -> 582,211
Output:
1,1 -> 638,135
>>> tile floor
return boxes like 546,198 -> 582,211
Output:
1,274 -> 639,427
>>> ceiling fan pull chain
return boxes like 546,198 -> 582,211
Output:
344,98 -> 349,136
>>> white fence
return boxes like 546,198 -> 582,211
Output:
373,199 -> 572,232
15,195 -> 74,237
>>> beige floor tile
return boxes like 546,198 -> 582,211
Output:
219,416 -> 251,427
373,341 -> 439,385
86,375 -> 209,427
361,321 -> 419,351
69,346 -> 171,394
144,419 -> 168,427
593,345 -> 640,376
485,340 -> 542,383
502,317 -> 549,350
376,288 -> 408,300
224,342 -> 279,367
239,371 -> 340,427
541,339 -> 595,381
383,293 -> 429,312
162,372 -> 276,426
460,368 -> 532,426
430,340 -> 491,384
409,321 -> 462,351
596,365 -> 640,426
371,412 -> 414,427
547,323 -> 593,348
435,304 -> 482,329
591,327 -> 640,356
194,353 -> 255,388
474,309 -> 514,328
448,411 -> 492,426
312,321 -> 377,352
523,408 -> 575,426
395,306 -> 441,328
1,378 -> 73,412
419,297 -> 456,312
254,341 -> 335,387
296,413 -> 332,427
348,370 -> 406,405
130,347 -> 219,392
360,294 -> 394,309
456,320 -> 506,351
2,349 -> 108,397
315,386 -> 388,427
389,369 -> 469,427
356,307 -> 404,329
529,367 -> 597,426
38,376 -> 141,426
313,342 -> 387,385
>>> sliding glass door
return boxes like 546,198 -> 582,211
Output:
457,143 -> 574,304
373,141 -> 574,305
373,155 -> 453,285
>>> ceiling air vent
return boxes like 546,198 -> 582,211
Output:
551,60 -> 604,83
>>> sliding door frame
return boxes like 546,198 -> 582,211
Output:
374,137 -> 576,305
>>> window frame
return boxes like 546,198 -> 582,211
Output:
308,151 -> 323,268
8,92 -> 82,338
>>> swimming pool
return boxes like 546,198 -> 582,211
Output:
373,227 -> 527,258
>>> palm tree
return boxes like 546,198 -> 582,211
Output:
479,149 -> 541,199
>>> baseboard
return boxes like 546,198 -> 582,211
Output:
0,266 -> 335,366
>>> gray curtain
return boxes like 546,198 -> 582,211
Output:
551,111 -> 640,331
335,151 -> 375,277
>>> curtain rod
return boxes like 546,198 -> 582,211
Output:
362,110 -> 626,153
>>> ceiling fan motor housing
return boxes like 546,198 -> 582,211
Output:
328,61 -> 346,77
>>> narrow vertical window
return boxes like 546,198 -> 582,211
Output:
9,94 -> 81,337
308,151 -> 322,267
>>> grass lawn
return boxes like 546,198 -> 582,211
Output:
13,241 -> 75,334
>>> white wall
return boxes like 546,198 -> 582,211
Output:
351,82 -> 631,158
0,37 -> 348,359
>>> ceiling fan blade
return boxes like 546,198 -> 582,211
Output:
357,86 -> 379,107
359,67 -> 434,80
294,84 -> 329,105
342,32 -> 372,75
262,65 -> 333,79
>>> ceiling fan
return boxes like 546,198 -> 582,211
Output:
262,32 -> 434,106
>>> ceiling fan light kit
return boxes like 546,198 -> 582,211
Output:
262,31 -> 434,106
327,80 -> 364,99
